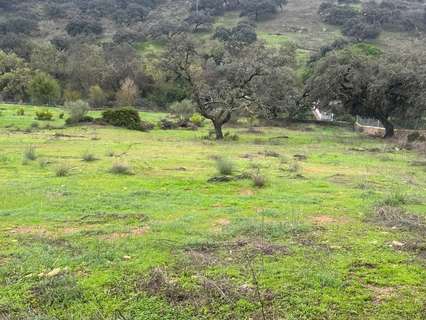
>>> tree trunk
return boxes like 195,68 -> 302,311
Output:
213,121 -> 224,140
381,118 -> 394,138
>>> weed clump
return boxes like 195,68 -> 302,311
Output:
252,173 -> 267,188
379,192 -> 407,207
16,108 -> 25,116
216,157 -> 234,176
82,151 -> 97,162
110,162 -> 133,175
55,164 -> 71,177
23,146 -> 37,161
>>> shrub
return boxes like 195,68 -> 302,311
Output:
159,118 -> 178,130
16,108 -> 25,116
30,122 -> 40,128
216,157 -> 234,175
35,110 -> 53,121
23,145 -> 37,161
190,113 -> 205,127
65,100 -> 90,124
59,112 -> 65,119
110,162 -> 133,175
169,99 -> 195,120
82,151 -> 97,162
55,164 -> 71,177
102,108 -> 142,130
252,173 -> 267,188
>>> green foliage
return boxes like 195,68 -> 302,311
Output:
350,43 -> 382,57
28,72 -> 61,105
102,107 -> 142,130
35,110 -> 53,121
23,145 -> 37,161
55,163 -> 71,177
379,192 -> 408,207
110,162 -> 133,175
215,157 -> 235,175
169,99 -> 195,120
16,107 -> 25,116
189,113 -> 205,127
0,50 -> 32,101
88,85 -> 106,108
82,151 -> 97,162
65,100 -> 90,124
252,172 -> 267,188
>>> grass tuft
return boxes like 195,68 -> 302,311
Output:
215,157 -> 234,176
23,146 -> 37,161
82,152 -> 97,162
110,162 -> 134,175
55,164 -> 71,177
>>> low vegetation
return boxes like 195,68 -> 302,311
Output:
1,106 -> 425,319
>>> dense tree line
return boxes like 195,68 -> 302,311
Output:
319,0 -> 426,41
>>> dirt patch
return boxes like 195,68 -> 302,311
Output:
215,218 -> 231,227
311,215 -> 349,225
9,226 -> 50,236
102,226 -> 150,240
365,284 -> 396,304
239,189 -> 255,196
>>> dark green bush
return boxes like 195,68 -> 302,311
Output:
102,108 -> 142,130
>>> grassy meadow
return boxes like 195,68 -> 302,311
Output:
0,104 -> 425,319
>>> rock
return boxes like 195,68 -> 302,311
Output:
392,241 -> 404,248
123,255 -> 132,260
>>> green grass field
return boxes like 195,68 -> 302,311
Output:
0,105 -> 425,319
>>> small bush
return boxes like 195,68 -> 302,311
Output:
35,110 -> 53,121
59,112 -> 65,119
159,118 -> 178,130
252,173 -> 267,188
190,113 -> 205,127
110,162 -> 133,175
65,100 -> 90,124
30,122 -> 40,128
23,146 -> 37,161
82,152 -> 97,162
169,99 -> 195,120
216,157 -> 234,175
55,164 -> 70,177
102,108 -> 142,130
16,108 -> 25,116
